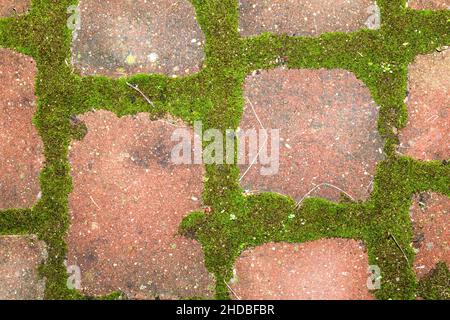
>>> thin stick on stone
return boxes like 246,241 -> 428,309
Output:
239,96 -> 268,182
389,231 -> 410,264
296,183 -> 355,209
126,82 -> 156,108
89,195 -> 100,210
224,280 -> 241,300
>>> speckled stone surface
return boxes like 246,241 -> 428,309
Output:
0,48 -> 44,210
0,235 -> 47,300
230,239 -> 373,300
399,49 -> 450,161
238,0 -> 379,36
408,0 -> 450,9
72,0 -> 205,77
239,67 -> 384,203
0,0 -> 30,17
411,192 -> 449,279
67,110 -> 214,299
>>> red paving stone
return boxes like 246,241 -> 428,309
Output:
0,48 -> 44,210
0,0 -> 30,17
411,192 -> 449,279
230,239 -> 373,300
0,235 -> 47,300
408,0 -> 450,9
238,0 -> 379,37
67,110 -> 214,299
239,68 -> 384,203
72,0 -> 205,77
399,49 -> 450,161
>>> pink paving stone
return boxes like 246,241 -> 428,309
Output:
0,0 -> 30,17
411,192 -> 450,279
72,0 -> 205,77
408,0 -> 450,9
0,48 -> 44,210
67,110 -> 214,299
239,68 -> 384,202
399,49 -> 450,161
238,0 -> 380,37
0,235 -> 47,300
230,239 -> 374,300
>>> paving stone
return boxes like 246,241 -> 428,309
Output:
67,110 -> 214,299
72,0 -> 205,77
408,0 -> 450,9
0,235 -> 47,300
239,67 -> 384,203
0,48 -> 44,210
0,0 -> 30,17
238,0 -> 380,37
411,192 -> 449,279
230,239 -> 373,300
399,49 -> 450,161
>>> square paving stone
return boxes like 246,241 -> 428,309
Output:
399,49 -> 450,161
0,48 -> 44,210
238,0 -> 380,37
67,110 -> 214,299
0,0 -> 30,17
411,192 -> 449,279
408,0 -> 450,9
239,67 -> 384,203
230,239 -> 373,300
0,235 -> 47,300
72,0 -> 205,77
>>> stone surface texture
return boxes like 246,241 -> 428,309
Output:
230,239 -> 373,300
238,0 -> 379,36
0,0 -> 30,17
0,48 -> 43,210
408,0 -> 450,9
72,0 -> 205,77
399,49 -> 450,161
0,235 -> 47,300
239,67 -> 384,202
67,110 -> 214,299
411,192 -> 449,279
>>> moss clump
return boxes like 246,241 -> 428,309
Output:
418,262 -> 450,300
0,0 -> 449,300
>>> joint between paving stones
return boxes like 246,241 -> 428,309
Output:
0,0 -> 449,300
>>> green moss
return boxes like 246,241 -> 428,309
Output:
418,262 -> 450,300
0,0 -> 449,300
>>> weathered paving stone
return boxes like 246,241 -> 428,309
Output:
411,192 -> 449,279
408,0 -> 450,9
0,48 -> 44,210
67,110 -> 214,299
238,0 -> 380,37
399,49 -> 450,161
240,68 -> 384,202
0,0 -> 30,17
0,235 -> 47,300
230,239 -> 373,300
72,0 -> 205,77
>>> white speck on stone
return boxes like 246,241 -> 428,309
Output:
147,52 -> 159,63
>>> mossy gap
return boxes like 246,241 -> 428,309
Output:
0,0 -> 448,300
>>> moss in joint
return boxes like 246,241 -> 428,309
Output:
0,0 -> 448,300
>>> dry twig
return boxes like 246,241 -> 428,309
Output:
126,82 -> 156,108
389,231 -> 410,264
239,97 -> 268,182
296,183 -> 355,209
224,280 -> 241,300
